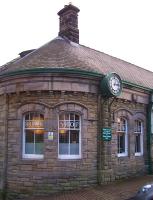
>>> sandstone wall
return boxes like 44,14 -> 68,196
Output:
0,94 -> 7,193
6,91 -> 98,198
99,98 -> 147,183
0,74 -> 150,198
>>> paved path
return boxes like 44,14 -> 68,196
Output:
27,175 -> 153,200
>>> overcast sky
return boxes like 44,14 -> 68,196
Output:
0,0 -> 153,72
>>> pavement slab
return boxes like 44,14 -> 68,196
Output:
25,175 -> 153,200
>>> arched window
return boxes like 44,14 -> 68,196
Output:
58,113 -> 81,159
134,120 -> 143,156
23,112 -> 44,159
117,117 -> 128,157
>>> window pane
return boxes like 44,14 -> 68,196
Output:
65,120 -> 70,128
25,130 -> 34,154
29,113 -> 35,120
117,118 -> 126,131
117,133 -> 125,153
70,130 -> 79,155
135,120 -> 142,133
70,120 -> 75,129
35,130 -> 44,154
65,113 -> 69,120
59,113 -> 64,120
70,130 -> 79,143
138,121 -> 141,132
121,124 -> 126,132
135,134 -> 141,153
75,114 -> 79,121
25,113 -> 30,120
40,114 -> 44,120
75,120 -> 80,129
59,130 -> 69,155
70,113 -> 74,120
121,119 -> 126,131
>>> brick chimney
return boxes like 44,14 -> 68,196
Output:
57,3 -> 80,43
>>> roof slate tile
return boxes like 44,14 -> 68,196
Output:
1,36 -> 153,89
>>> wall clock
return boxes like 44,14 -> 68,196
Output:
100,73 -> 122,97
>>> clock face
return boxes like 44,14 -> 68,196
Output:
109,76 -> 121,95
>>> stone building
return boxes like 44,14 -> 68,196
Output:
0,3 -> 153,199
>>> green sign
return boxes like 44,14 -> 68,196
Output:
102,128 -> 112,141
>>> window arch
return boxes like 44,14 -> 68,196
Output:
58,112 -> 81,159
117,117 -> 128,157
134,120 -> 143,156
23,112 -> 45,159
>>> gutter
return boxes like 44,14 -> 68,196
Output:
0,68 -> 151,92
122,80 -> 151,92
0,68 -> 103,79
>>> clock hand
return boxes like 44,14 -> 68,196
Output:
114,83 -> 119,86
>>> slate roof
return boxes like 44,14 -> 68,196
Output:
0,36 -> 153,90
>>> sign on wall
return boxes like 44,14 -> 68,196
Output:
102,128 -> 112,141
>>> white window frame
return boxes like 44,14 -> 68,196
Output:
151,111 -> 153,134
58,112 -> 81,159
117,117 -> 128,157
134,120 -> 143,156
22,112 -> 44,159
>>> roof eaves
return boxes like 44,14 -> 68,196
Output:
123,80 -> 151,92
0,67 -> 104,79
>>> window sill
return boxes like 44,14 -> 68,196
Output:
58,155 -> 81,160
135,153 -> 143,156
117,153 -> 127,157
22,154 -> 44,160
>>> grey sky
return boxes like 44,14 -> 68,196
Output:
0,0 -> 153,72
